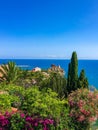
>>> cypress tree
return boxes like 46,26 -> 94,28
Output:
67,51 -> 78,93
78,69 -> 88,88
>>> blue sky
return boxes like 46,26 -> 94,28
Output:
0,0 -> 98,59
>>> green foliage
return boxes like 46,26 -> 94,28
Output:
0,84 -> 25,108
31,71 -> 44,85
16,70 -> 45,88
68,88 -> 98,130
20,86 -> 72,129
40,72 -> 67,98
0,83 -> 75,130
67,63 -> 71,93
56,107 -> 75,130
78,69 -> 89,88
0,62 -> 20,84
21,87 -> 66,119
0,84 -> 25,94
67,51 -> 78,93
49,72 -> 67,98
16,69 -> 33,88
0,56 -> 90,129
10,113 -> 25,130
67,52 -> 89,94
0,84 -> 22,112
0,93 -> 12,113
71,52 -> 78,80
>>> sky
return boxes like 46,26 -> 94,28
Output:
0,0 -> 98,59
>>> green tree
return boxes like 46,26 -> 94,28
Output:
0,62 -> 20,84
67,51 -> 78,93
49,72 -> 67,98
78,69 -> 88,88
67,63 -> 71,94
40,72 -> 67,98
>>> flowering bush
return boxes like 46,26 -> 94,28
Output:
20,87 -> 71,129
0,112 -> 10,130
0,85 -> 72,130
68,88 -> 98,130
25,115 -> 54,130
0,112 -> 54,130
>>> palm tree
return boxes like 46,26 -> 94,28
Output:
0,62 -> 20,84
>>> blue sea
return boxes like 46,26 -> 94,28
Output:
0,59 -> 98,89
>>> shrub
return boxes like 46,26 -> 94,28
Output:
25,115 -> 54,130
68,88 -> 98,130
0,84 -> 73,129
0,112 -> 10,130
0,94 -> 12,113
0,112 -> 55,130
21,87 -> 66,118
20,87 -> 72,129
10,113 -> 25,130
0,84 -> 25,108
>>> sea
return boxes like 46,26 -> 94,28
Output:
0,59 -> 98,89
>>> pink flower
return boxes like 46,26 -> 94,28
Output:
96,94 -> 98,99
77,115 -> 85,122
69,100 -> 74,107
34,122 -> 38,126
77,100 -> 84,107
20,113 -> 25,118
89,117 -> 97,122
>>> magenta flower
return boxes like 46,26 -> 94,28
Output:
20,113 -> 25,118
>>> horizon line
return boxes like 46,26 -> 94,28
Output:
0,58 -> 98,60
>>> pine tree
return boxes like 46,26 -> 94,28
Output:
78,69 -> 88,88
67,51 -> 78,93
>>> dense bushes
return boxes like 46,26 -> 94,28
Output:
0,94 -> 12,113
0,110 -> 73,130
0,92 -> 20,113
0,85 -> 73,130
21,87 -> 66,118
68,88 -> 98,130
20,87 -> 72,129
0,112 -> 54,130
0,85 -> 98,129
0,84 -> 98,129
40,72 -> 67,98
0,85 -> 24,109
